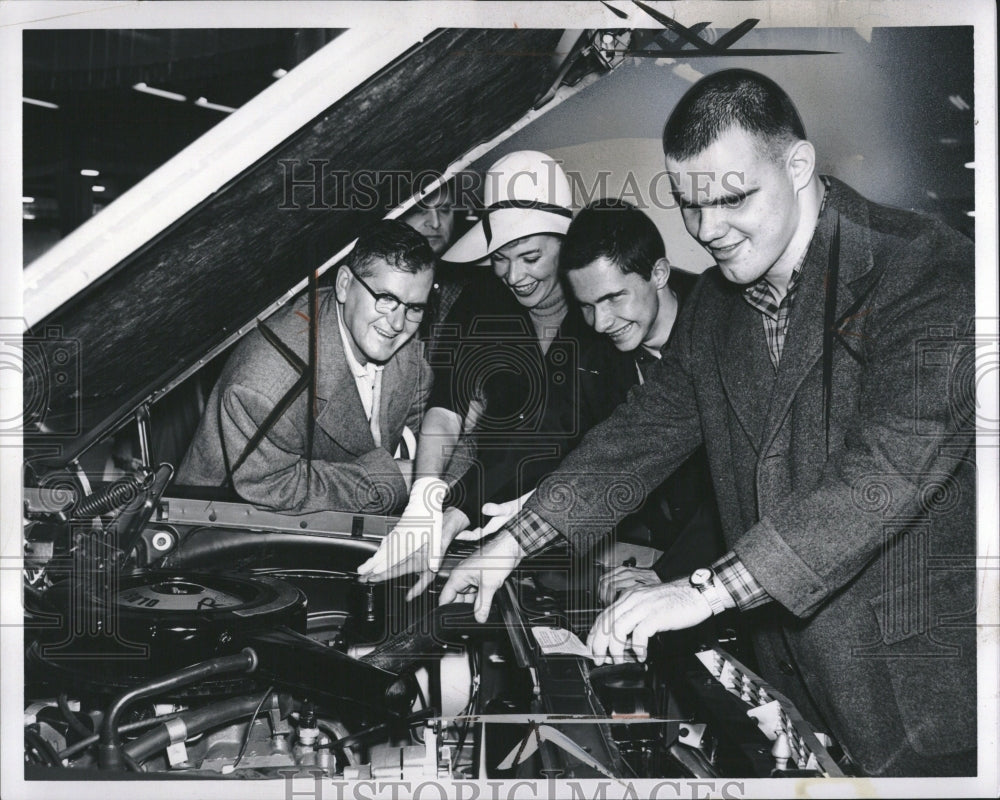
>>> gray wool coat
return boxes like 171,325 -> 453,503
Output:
178,288 -> 431,514
527,177 -> 977,775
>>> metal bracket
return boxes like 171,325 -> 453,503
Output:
677,722 -> 707,749
157,496 -> 394,540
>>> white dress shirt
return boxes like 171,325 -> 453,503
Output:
336,304 -> 384,448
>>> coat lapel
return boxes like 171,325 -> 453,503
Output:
312,294 -> 377,456
759,178 -> 876,457
378,344 -> 416,449
713,286 -> 775,454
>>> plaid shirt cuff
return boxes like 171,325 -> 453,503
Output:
713,551 -> 772,611
505,507 -> 562,554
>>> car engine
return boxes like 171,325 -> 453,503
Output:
23,462 -> 849,782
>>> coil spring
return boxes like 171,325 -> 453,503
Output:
75,473 -> 150,519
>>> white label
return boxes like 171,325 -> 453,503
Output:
530,626 -> 595,659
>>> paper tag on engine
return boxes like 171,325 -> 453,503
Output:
531,626 -> 594,659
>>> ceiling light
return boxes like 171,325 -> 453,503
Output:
133,82 -> 187,103
964,162 -> 975,169
195,97 -> 237,113
80,169 -> 100,177
23,97 -> 59,109
272,68 -> 288,79
925,190 -> 939,200
92,185 -> 106,193
965,210 -> 975,218
948,94 -> 970,111
938,137 -> 958,145
23,196 -> 35,204
23,212 -> 37,220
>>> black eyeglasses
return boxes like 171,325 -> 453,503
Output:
349,267 -> 427,322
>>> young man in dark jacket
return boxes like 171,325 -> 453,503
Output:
560,199 -> 723,601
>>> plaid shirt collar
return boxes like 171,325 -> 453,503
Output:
742,178 -> 830,318
743,259 -> 805,320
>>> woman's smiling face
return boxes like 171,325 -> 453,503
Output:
490,234 -> 563,310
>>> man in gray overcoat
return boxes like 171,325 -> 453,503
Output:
440,70 -> 977,777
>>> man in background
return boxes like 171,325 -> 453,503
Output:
399,180 -> 469,339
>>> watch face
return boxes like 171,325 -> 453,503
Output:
691,568 -> 712,586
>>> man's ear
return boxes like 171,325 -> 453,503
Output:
786,139 -> 816,194
650,258 -> 671,291
334,265 -> 351,304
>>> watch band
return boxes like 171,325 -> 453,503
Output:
690,567 -> 727,616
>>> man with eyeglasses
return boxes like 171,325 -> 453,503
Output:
178,220 -> 435,515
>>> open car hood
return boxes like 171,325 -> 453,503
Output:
23,28 -> 589,470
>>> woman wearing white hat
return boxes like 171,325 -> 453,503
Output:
359,151 -> 634,592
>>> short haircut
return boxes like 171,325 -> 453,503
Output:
662,69 -> 807,163
347,219 -> 435,277
560,199 -> 665,280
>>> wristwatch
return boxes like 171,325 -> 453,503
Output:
689,567 -> 728,616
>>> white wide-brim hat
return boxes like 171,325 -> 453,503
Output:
443,150 -> 573,264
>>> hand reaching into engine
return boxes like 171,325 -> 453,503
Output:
587,579 -> 712,665
358,505 -> 470,600
597,565 -> 660,606
402,506 -> 471,600
358,477 -> 452,581
438,531 -> 525,622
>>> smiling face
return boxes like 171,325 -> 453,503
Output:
490,234 -> 563,310
335,257 -> 434,364
568,256 -> 663,352
666,126 -> 807,289
400,186 -> 456,256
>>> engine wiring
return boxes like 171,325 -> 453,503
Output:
229,685 -> 275,771
411,676 -> 429,745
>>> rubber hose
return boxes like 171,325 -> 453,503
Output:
123,694 -> 284,765
58,693 -> 94,740
25,726 -> 62,766
99,648 -> 257,770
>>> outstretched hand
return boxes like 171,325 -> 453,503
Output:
401,507 -> 472,600
587,579 -> 712,665
438,531 -> 525,622
597,565 -> 660,605
357,477 -> 449,580
456,489 -> 535,541
359,505 -> 470,597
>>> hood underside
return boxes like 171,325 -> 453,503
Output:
24,28 -> 571,468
